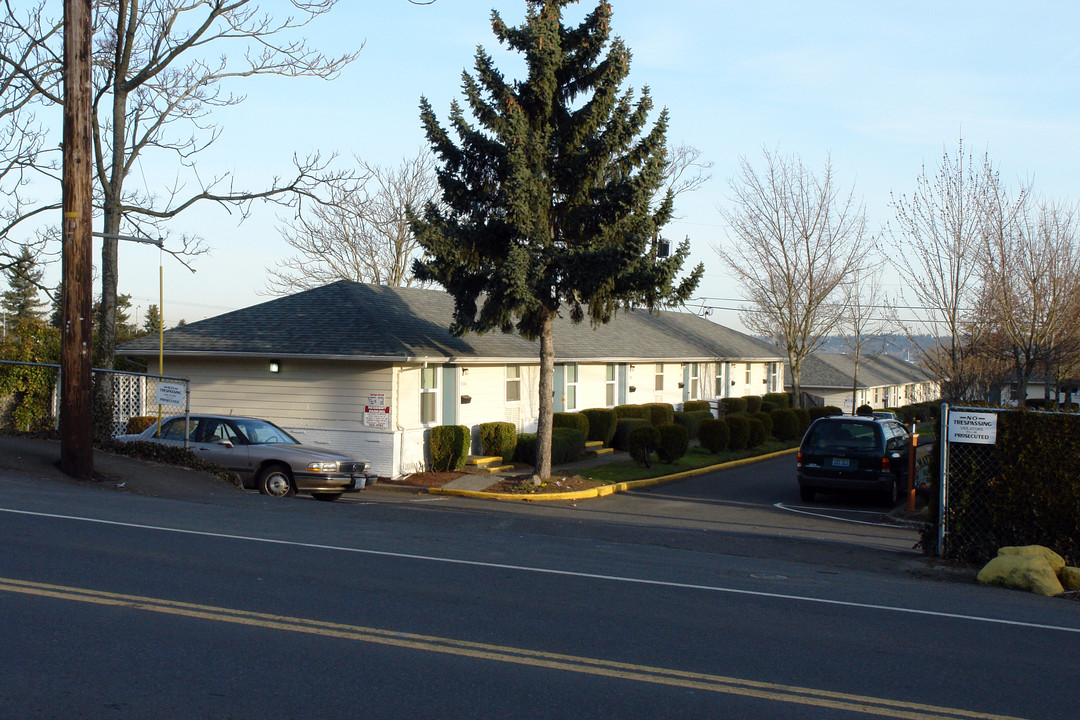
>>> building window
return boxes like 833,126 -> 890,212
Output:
565,363 -> 578,410
689,362 -> 699,399
606,363 -> 616,406
655,363 -> 664,392
420,365 -> 438,424
745,362 -> 752,385
768,362 -> 779,391
506,365 -> 521,403
715,364 -> 724,396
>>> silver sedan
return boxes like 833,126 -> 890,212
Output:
115,414 -> 369,501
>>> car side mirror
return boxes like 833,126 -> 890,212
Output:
216,439 -> 234,448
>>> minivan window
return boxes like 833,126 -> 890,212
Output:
805,420 -> 878,451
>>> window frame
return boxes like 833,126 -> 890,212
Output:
564,363 -> 578,411
505,364 -> 522,404
420,365 -> 439,424
605,363 -> 617,407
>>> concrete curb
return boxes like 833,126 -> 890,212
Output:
427,447 -> 800,502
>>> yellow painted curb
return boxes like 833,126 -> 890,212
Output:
427,447 -> 799,502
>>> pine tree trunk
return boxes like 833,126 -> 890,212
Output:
535,310 -> 554,479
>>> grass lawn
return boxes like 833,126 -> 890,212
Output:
583,439 -> 798,485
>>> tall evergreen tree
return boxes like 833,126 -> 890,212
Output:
1,246 -> 46,322
411,0 -> 702,478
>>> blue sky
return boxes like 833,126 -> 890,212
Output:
104,0 -> 1080,332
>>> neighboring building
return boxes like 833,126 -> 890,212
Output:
117,281 -> 786,477
999,379 -> 1079,407
785,352 -> 939,411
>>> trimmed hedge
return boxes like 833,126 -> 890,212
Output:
674,409 -> 712,440
726,415 -> 750,450
581,408 -> 617,446
760,401 -> 777,413
628,425 -> 660,464
430,424 -> 470,471
794,408 -> 811,435
763,392 -> 790,409
614,404 -> 649,419
512,428 -> 586,466
553,411 -> 590,437
613,418 -> 650,451
644,402 -> 675,427
698,418 -> 729,453
742,395 -> 762,413
656,423 -> 689,463
856,404 -> 874,416
753,411 -> 773,437
720,397 -> 747,415
479,421 -> 517,462
808,405 -> 843,421
682,400 -> 711,413
769,409 -> 800,441
747,418 -> 766,448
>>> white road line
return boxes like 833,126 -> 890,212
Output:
2,506 -> 1077,635
774,502 -> 897,527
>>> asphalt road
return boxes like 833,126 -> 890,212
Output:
1,457 -> 1077,719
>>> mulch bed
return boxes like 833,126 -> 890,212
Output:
388,470 -> 602,495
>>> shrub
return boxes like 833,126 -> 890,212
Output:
856,404 -> 874,416
794,408 -> 811,435
682,400 -> 711,413
628,425 -> 660,464
726,415 -> 750,450
747,418 -> 766,448
581,408 -> 617,446
479,421 -> 517,462
553,411 -> 589,437
125,415 -> 158,434
613,418 -> 650,450
720,397 -> 747,415
614,404 -> 648,419
808,405 -> 844,421
674,409 -> 712,440
644,402 -> 675,427
430,424 -> 470,471
656,423 -> 689,463
513,434 -> 537,464
769,409 -> 799,441
698,418 -> 729,453
760,401 -> 777,413
763,392 -> 790,409
753,411 -> 773,437
742,395 -> 762,413
552,427 -> 585,464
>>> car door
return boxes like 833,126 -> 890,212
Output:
191,418 -> 251,474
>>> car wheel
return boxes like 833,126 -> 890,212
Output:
799,485 -> 815,502
883,478 -> 899,507
310,492 -> 342,502
258,464 -> 295,498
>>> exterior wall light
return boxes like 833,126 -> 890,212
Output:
269,360 -> 280,373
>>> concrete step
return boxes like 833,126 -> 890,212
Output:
589,447 -> 615,456
466,455 -> 505,467
467,463 -> 516,474
584,440 -> 605,450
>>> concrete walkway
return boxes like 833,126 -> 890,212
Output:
440,448 -> 634,492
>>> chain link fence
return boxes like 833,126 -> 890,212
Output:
0,360 -> 189,439
936,404 -> 1080,564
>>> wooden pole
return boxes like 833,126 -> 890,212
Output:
59,0 -> 94,479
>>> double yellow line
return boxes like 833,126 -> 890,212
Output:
0,576 -> 1023,720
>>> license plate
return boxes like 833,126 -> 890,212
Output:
831,458 -> 850,468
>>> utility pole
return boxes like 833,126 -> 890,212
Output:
59,0 -> 94,479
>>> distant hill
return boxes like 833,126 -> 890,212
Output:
756,334 -> 937,365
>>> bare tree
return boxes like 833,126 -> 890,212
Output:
888,138 -> 992,402
981,190 -> 1080,406
266,151 -> 438,294
661,143 -> 712,210
0,0 -> 360,370
837,263 -> 887,413
716,148 -> 869,408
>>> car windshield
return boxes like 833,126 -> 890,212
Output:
231,419 -> 298,445
805,421 -> 878,451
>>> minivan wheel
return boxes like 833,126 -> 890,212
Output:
258,464 -> 296,498
883,478 -> 899,507
799,485 -> 815,502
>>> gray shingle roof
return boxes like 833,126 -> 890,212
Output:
118,280 -> 784,363
786,352 -> 933,390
